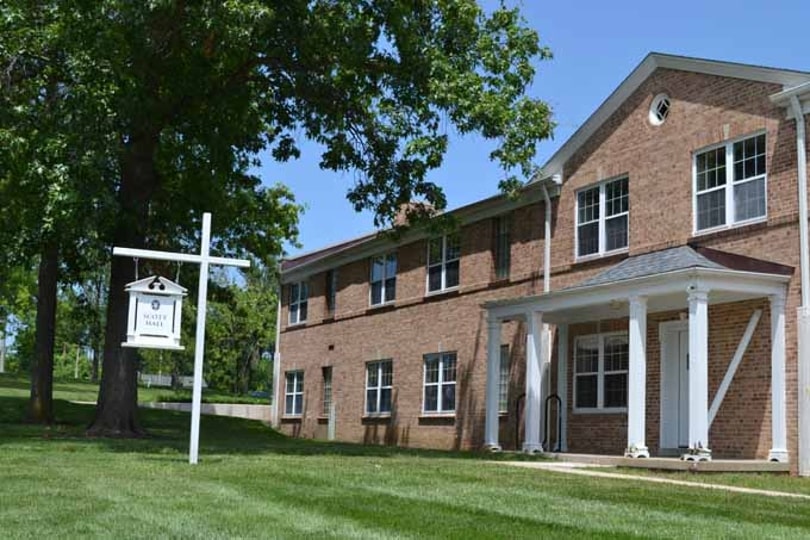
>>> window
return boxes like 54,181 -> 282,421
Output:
576,177 -> 629,258
284,370 -> 304,416
322,367 -> 333,416
649,93 -> 671,126
366,360 -> 393,415
370,253 -> 396,305
493,216 -> 511,280
499,345 -> 510,413
427,234 -> 461,293
695,133 -> 766,232
288,281 -> 308,325
325,270 -> 337,316
423,352 -> 457,414
574,334 -> 628,411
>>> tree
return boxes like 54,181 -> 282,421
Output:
3,1 -> 552,436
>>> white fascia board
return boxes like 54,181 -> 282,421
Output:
483,266 -> 790,317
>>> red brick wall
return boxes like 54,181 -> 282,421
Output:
278,68 -> 808,465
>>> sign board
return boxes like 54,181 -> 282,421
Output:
122,275 -> 188,350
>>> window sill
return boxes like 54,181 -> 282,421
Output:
419,412 -> 456,418
691,216 -> 767,239
574,248 -> 629,265
366,301 -> 396,314
572,408 -> 627,415
362,414 -> 392,423
286,321 -> 307,330
280,415 -> 303,422
424,287 -> 460,299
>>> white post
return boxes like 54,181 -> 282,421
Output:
484,317 -> 502,451
769,294 -> 788,462
272,280 -> 283,427
189,213 -> 212,465
626,296 -> 649,458
524,310 -> 543,453
685,288 -> 711,461
799,308 -> 810,475
112,212 -> 249,466
556,323 -> 568,452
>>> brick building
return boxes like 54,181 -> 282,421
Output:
273,54 -> 810,470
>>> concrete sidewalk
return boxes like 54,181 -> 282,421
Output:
498,461 -> 810,500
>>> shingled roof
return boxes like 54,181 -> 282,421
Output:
571,246 -> 793,290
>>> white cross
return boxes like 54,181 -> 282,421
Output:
113,212 -> 250,464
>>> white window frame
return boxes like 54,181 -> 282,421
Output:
574,176 -> 629,260
369,252 -> 397,306
288,281 -> 308,325
365,360 -> 393,416
426,234 -> 461,294
284,370 -> 304,417
422,352 -> 457,414
573,332 -> 628,414
321,366 -> 333,417
498,344 -> 510,413
692,131 -> 768,234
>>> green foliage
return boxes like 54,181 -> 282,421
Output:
139,264 -> 278,395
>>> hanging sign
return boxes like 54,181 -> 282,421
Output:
122,275 -> 188,350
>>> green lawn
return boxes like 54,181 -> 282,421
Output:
2,377 -> 810,538
0,373 -> 268,404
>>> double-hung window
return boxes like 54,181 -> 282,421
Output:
366,360 -> 393,415
493,216 -> 511,280
370,253 -> 396,305
498,345 -> 510,413
288,281 -> 308,325
427,234 -> 461,293
284,370 -> 304,416
325,270 -> 337,316
695,133 -> 766,232
576,177 -> 629,258
574,333 -> 628,411
423,352 -> 456,414
322,367 -> 333,416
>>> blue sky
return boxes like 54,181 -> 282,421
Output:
258,0 -> 810,257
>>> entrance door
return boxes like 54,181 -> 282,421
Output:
660,322 -> 689,450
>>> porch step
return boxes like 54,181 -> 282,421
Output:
541,452 -> 790,473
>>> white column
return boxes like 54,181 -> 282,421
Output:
524,310 -> 543,453
626,296 -> 649,458
484,317 -> 502,451
799,308 -> 810,475
557,323 -> 568,452
769,294 -> 788,462
684,287 -> 711,461
540,324 -> 552,448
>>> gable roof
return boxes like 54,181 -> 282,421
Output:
534,53 -> 810,182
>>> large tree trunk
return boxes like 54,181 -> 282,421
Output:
28,243 -> 59,423
88,135 -> 158,437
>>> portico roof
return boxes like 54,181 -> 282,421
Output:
485,246 -> 792,323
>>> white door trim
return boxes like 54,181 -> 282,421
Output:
659,320 -> 688,450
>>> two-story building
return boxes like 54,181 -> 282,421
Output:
274,53 -> 810,471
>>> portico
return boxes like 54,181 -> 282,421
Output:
484,246 -> 791,462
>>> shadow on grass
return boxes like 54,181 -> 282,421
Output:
0,395 -> 543,462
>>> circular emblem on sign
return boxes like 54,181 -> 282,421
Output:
151,300 -> 161,311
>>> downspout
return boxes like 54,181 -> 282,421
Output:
272,269 -> 283,428
541,183 -> 552,293
793,95 -> 810,309
791,95 -> 810,475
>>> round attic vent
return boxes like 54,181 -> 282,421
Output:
649,93 -> 671,126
